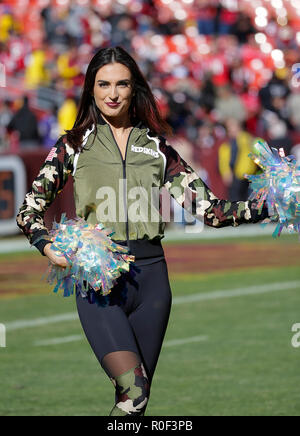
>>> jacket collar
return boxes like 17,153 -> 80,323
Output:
97,113 -> 146,129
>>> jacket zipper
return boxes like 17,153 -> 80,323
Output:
108,124 -> 134,247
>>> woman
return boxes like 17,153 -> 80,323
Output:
16,46 -> 268,416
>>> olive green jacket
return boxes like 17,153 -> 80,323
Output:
16,117 -> 268,254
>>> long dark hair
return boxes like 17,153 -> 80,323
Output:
66,46 -> 173,152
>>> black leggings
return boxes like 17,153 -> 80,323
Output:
76,257 -> 172,384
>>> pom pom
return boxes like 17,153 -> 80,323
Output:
41,214 -> 135,297
245,138 -> 300,237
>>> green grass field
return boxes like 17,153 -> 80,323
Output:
0,235 -> 300,416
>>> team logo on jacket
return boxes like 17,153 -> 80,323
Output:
131,144 -> 159,158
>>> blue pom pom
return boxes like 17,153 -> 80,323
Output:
245,139 -> 300,238
45,217 -> 135,297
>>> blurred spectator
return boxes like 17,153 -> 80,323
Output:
165,83 -> 192,131
38,105 -> 60,149
259,75 -> 294,155
157,19 -> 183,36
41,0 -> 55,44
65,2 -> 86,45
259,70 -> 290,112
196,0 -> 218,35
217,4 -> 238,35
6,28 -> 30,76
0,8 -> 14,43
25,48 -> 49,90
0,99 -> 13,130
58,96 -> 77,134
276,25 -> 298,52
259,109 -> 293,156
241,93 -> 261,137
194,122 -> 227,199
290,143 -> 300,163
269,95 -> 293,131
287,87 -> 300,132
199,74 -> 216,114
82,6 -> 110,47
218,118 -> 257,201
204,36 -> 230,87
230,12 -> 255,44
109,14 -> 136,52
57,45 -> 81,89
137,13 -> 155,36
7,96 -> 40,148
42,6 -> 70,49
215,84 -> 246,123
0,99 -> 12,150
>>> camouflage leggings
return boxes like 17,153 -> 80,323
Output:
76,258 -> 172,415
110,363 -> 150,416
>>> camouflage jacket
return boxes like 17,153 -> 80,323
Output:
16,121 -> 268,255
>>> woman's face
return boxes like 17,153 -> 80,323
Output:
93,62 -> 134,121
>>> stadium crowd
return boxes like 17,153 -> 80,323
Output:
1,0 -> 300,199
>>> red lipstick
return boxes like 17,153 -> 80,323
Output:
106,102 -> 121,108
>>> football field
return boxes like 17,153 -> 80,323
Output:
0,231 -> 300,416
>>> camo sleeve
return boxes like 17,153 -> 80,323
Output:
16,135 -> 75,255
159,137 -> 269,228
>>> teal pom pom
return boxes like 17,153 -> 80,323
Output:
45,216 -> 135,297
245,139 -> 300,238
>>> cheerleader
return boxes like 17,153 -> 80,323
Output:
16,46 -> 268,416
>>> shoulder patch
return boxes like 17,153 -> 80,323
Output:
45,147 -> 57,162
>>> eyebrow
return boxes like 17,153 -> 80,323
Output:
97,79 -> 131,84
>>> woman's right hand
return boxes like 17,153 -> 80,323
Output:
43,243 -> 69,269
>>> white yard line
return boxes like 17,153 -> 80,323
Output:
33,334 -> 208,348
5,313 -> 78,332
34,335 -> 83,346
172,280 -> 300,304
163,335 -> 208,348
4,280 -> 299,333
